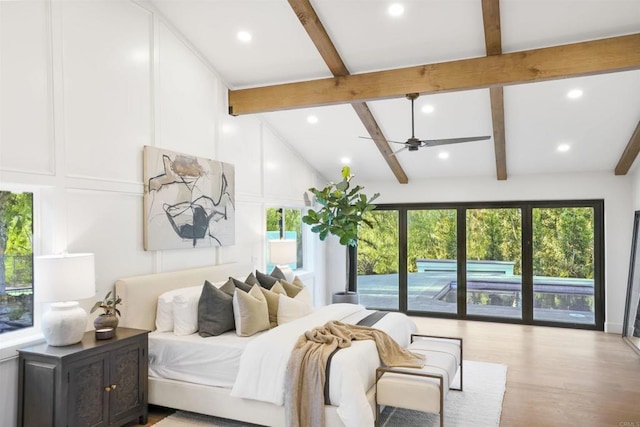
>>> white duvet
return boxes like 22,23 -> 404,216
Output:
230,304 -> 416,427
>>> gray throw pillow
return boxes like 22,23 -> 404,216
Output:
220,277 -> 253,295
245,272 -> 259,286
270,266 -> 287,281
198,280 -> 235,337
256,270 -> 278,290
231,277 -> 253,293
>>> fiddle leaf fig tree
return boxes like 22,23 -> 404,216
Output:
303,167 -> 379,295
303,167 -> 379,246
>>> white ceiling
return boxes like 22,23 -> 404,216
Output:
150,0 -> 640,183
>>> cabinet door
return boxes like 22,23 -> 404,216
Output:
108,341 -> 143,423
67,352 -> 110,427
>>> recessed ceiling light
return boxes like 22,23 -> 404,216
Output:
421,105 -> 435,114
557,143 -> 571,152
567,89 -> 583,99
237,31 -> 252,43
307,115 -> 318,124
438,152 -> 449,160
341,157 -> 351,164
388,3 -> 404,17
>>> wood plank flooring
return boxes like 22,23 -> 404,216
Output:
138,317 -> 640,426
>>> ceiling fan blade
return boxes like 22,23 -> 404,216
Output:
421,136 -> 491,147
389,146 -> 409,157
359,136 -> 408,145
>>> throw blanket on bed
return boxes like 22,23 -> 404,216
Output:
285,321 -> 425,427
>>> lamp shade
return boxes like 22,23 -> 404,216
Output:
268,239 -> 296,265
36,253 -> 95,303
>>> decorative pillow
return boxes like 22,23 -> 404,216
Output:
172,285 -> 206,336
156,285 -> 202,332
259,287 -> 280,328
198,280 -> 235,337
245,272 -> 259,286
219,277 -> 252,296
269,266 -> 287,281
277,288 -> 313,324
259,281 -> 287,328
279,279 -> 304,298
233,285 -> 270,336
255,270 -> 278,290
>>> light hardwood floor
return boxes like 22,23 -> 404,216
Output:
141,318 -> 640,426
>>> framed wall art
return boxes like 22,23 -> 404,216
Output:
143,146 -> 235,251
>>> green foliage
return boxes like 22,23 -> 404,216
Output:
0,192 -> 33,255
91,291 -> 122,317
357,206 -> 594,280
302,167 -> 379,247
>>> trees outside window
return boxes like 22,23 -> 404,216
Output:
0,190 -> 34,333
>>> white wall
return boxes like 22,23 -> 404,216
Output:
0,1 -> 321,425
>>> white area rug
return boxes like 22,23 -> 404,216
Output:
153,360 -> 507,427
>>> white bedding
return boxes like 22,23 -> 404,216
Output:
231,304 -> 416,427
148,330 -> 263,388
147,303 -> 416,427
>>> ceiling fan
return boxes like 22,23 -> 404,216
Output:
361,93 -> 491,156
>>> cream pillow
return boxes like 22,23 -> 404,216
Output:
155,285 -> 202,332
233,284 -> 270,336
277,287 -> 313,324
259,281 -> 288,328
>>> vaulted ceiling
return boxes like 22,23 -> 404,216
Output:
150,0 -> 640,184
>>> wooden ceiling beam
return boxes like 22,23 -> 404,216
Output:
228,33 -> 640,115
615,120 -> 640,175
287,0 -> 408,183
482,0 -> 507,181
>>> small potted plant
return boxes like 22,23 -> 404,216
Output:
303,166 -> 379,303
91,290 -> 122,330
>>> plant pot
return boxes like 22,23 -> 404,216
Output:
94,314 -> 119,330
332,291 -> 359,304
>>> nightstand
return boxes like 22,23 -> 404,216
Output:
17,327 -> 149,427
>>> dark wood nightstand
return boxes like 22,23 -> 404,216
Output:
17,327 -> 149,427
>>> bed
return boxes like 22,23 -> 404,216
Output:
115,262 -> 417,426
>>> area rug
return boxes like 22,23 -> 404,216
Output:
153,360 -> 507,427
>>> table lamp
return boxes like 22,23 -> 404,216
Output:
37,253 -> 95,346
268,239 -> 296,281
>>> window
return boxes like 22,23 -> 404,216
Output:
0,190 -> 34,334
357,209 -> 399,310
265,207 -> 303,271
356,200 -> 604,330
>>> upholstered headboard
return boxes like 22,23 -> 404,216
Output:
115,262 -> 252,331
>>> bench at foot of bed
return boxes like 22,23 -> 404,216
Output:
375,334 -> 463,427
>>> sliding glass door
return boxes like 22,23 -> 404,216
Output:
532,207 -> 595,325
466,208 -> 522,320
406,209 -> 457,314
355,200 -> 604,330
357,209 -> 399,310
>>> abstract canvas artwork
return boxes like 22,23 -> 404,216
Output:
143,146 -> 235,250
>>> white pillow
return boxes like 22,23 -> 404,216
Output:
155,285 -> 202,332
277,288 -> 313,324
172,285 -> 205,336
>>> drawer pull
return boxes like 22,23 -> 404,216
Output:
111,384 -> 117,390
104,386 -> 111,392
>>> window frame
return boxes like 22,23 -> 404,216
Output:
358,199 -> 605,331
